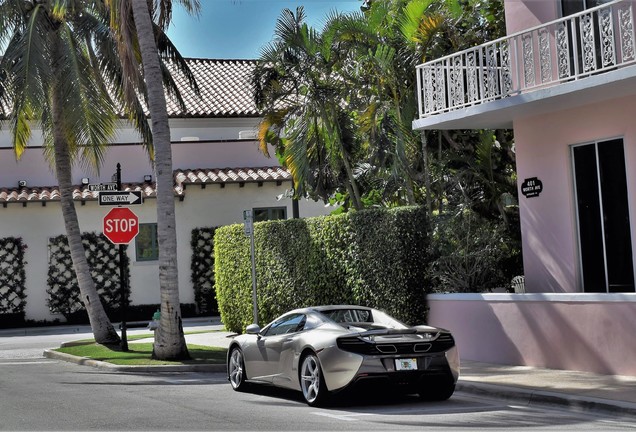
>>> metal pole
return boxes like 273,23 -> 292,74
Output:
116,163 -> 129,352
250,231 -> 258,325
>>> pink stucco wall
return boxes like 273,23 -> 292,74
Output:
504,0 -> 560,34
514,95 -> 636,293
428,295 -> 636,376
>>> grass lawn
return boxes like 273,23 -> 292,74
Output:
55,342 -> 227,366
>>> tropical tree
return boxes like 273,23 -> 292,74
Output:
0,0 -> 127,344
105,0 -> 200,360
254,7 -> 365,210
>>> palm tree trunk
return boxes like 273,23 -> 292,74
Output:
51,73 -> 120,345
340,149 -> 363,210
131,0 -> 189,360
421,132 -> 433,215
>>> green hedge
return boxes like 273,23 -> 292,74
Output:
215,206 -> 431,333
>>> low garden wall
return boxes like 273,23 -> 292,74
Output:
427,293 -> 636,376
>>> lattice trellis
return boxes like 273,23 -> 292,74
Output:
0,237 -> 27,314
46,232 -> 129,318
190,227 -> 217,315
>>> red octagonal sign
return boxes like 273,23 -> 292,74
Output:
103,207 -> 139,245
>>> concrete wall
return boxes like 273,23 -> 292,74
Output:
427,293 -> 636,376
504,0 -> 560,34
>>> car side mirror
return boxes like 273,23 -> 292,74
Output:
246,324 -> 261,335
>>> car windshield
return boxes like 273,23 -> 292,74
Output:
319,308 -> 408,330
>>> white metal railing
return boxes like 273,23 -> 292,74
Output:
416,0 -> 636,119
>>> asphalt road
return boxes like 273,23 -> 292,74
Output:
1,328 -> 635,431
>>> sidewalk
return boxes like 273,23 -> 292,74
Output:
458,360 -> 636,418
42,318 -> 636,417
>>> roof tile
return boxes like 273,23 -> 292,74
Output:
0,167 -> 291,205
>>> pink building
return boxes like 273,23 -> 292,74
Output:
413,0 -> 636,376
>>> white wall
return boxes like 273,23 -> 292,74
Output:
0,117 -> 269,187
0,181 -> 330,321
0,116 -> 333,321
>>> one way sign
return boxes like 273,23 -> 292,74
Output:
98,191 -> 143,206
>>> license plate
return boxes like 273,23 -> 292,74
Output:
395,358 -> 418,371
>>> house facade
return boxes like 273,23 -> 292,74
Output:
0,59 -> 330,323
413,0 -> 636,375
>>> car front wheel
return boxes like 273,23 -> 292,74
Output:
300,353 -> 329,406
228,347 -> 248,391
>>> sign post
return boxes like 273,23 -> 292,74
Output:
243,210 -> 258,325
101,163 -> 140,352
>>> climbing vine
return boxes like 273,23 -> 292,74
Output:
191,227 -> 217,315
0,237 -> 27,314
46,232 -> 129,319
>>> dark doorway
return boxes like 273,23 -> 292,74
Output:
572,138 -> 635,292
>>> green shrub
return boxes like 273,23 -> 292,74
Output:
215,206 -> 431,333
427,210 -> 522,292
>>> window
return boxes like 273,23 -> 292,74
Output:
262,314 -> 306,336
572,139 -> 634,292
253,207 -> 286,222
136,223 -> 158,261
561,0 -> 612,16
560,0 -> 614,76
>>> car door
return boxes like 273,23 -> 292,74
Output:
248,313 -> 306,381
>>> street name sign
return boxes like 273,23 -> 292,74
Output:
89,183 -> 118,192
103,207 -> 139,244
98,191 -> 143,206
243,209 -> 253,236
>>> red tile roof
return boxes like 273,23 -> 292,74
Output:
0,167 -> 291,205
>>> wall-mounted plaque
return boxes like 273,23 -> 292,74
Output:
521,177 -> 543,198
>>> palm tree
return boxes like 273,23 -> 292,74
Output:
0,0 -> 124,344
106,0 -> 200,360
319,0 -> 456,207
254,7 -> 364,210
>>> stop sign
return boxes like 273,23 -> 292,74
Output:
103,207 -> 139,244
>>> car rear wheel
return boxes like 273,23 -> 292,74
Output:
418,375 -> 456,401
300,353 -> 329,406
228,347 -> 248,391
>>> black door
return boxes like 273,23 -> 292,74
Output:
573,139 -> 635,292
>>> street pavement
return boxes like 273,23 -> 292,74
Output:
17,317 -> 636,419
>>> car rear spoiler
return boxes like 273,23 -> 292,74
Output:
347,328 -> 421,337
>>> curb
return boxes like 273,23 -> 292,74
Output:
43,349 -> 227,373
457,381 -> 636,419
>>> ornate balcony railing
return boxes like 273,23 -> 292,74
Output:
416,0 -> 636,119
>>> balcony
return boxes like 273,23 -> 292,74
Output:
413,0 -> 636,130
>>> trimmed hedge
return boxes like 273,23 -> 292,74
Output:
215,206 -> 431,333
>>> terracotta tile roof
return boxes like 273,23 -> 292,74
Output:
1,58 -> 259,120
0,167 -> 290,205
165,59 -> 259,118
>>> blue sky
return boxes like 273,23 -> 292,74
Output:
166,0 -> 363,59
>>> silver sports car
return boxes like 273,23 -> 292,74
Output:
227,305 -> 459,406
